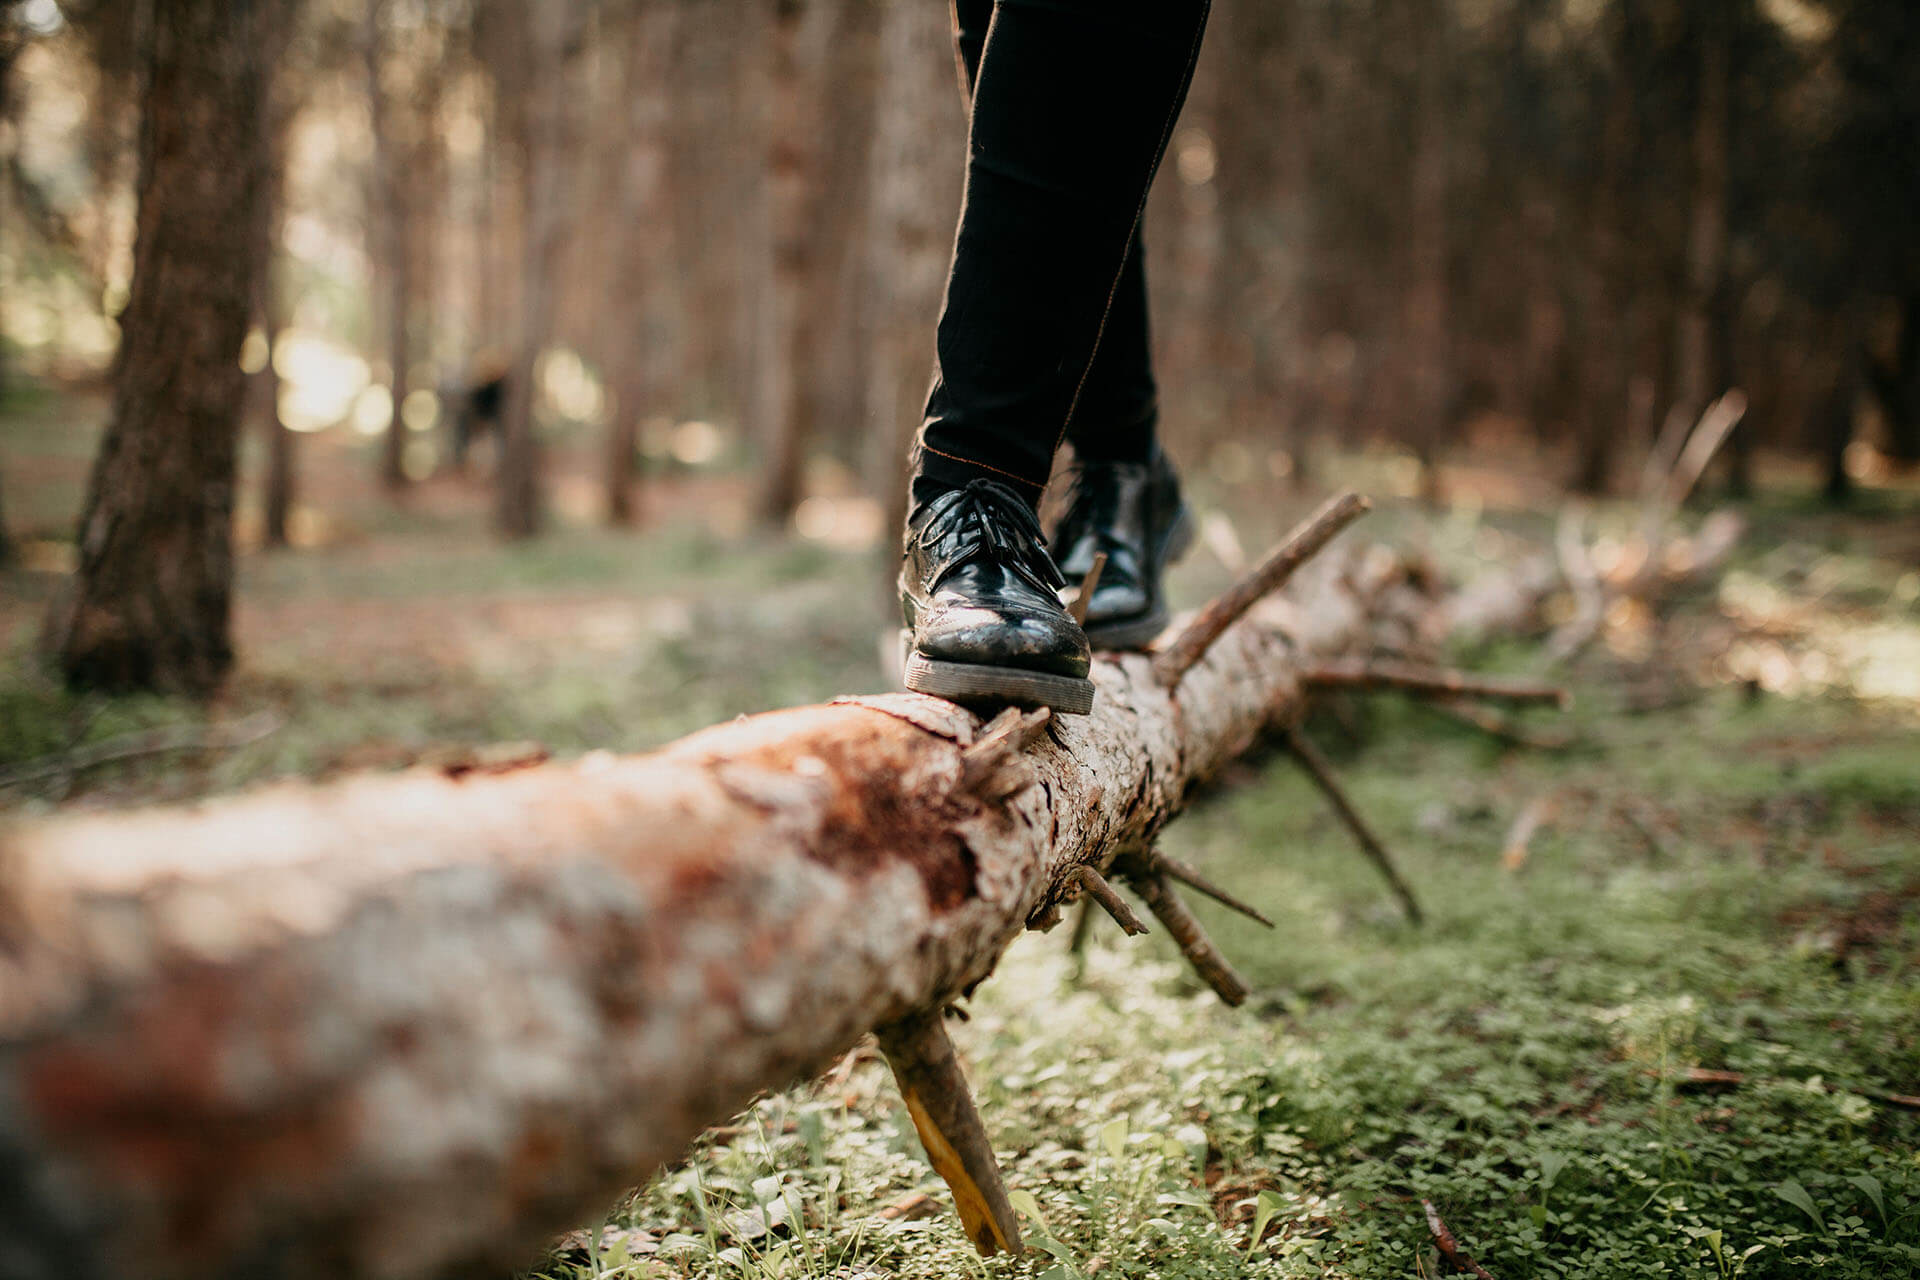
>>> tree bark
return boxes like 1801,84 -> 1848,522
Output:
41,0 -> 272,695
0,505 -> 1470,1280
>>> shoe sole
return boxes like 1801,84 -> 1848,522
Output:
1081,505 -> 1196,653
904,652 -> 1096,716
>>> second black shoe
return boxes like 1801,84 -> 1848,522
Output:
900,479 -> 1096,715
1050,447 -> 1193,651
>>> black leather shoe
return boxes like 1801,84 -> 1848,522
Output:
1050,448 -> 1193,651
900,478 -> 1095,715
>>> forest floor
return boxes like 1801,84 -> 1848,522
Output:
3,381 -> 1919,1278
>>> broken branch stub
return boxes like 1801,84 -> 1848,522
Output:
1071,865 -> 1149,936
876,1012 -> 1022,1257
1127,872 -> 1252,1006
1152,491 -> 1370,685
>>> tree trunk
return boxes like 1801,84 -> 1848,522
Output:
1404,0 -> 1452,501
1570,0 -> 1637,495
254,48 -> 296,550
0,499 -> 1484,1280
41,0 -> 272,695
861,0 -> 962,525
495,0 -> 583,540
604,0 -> 682,527
365,0 -> 411,493
755,0 -> 837,527
1675,2 -> 1736,494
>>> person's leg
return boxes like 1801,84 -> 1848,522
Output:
951,0 -> 1160,470
901,0 -> 1209,713
909,0 -> 1210,510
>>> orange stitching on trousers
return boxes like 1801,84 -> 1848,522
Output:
916,441 -> 1047,491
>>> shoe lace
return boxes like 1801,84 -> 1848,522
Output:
921,478 -> 1065,592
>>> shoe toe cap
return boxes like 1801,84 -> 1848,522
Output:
918,601 -> 1091,676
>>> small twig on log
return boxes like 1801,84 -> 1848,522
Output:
1128,873 -> 1251,1006
1501,796 -> 1554,872
1299,658 -> 1569,708
1133,849 -> 1274,928
0,712 -> 283,790
959,707 -> 1051,802
876,1012 -> 1023,1258
1285,728 -> 1424,925
1668,1067 -> 1920,1112
1072,865 -> 1149,936
1153,492 -> 1370,685
1422,699 -> 1577,752
1066,552 -> 1108,626
1422,1200 -> 1497,1280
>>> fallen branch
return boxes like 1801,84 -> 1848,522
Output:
0,711 -> 282,790
0,489 -> 1565,1280
1422,699 -> 1578,752
1299,658 -> 1568,708
1422,1199 -> 1498,1279
1669,1067 -> 1920,1112
1284,727 -> 1424,925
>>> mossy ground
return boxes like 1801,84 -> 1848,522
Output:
3,386 -> 1917,1278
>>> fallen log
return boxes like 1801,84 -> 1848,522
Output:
0,492 -> 1546,1280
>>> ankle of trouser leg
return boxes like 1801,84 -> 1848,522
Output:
908,444 -> 1048,519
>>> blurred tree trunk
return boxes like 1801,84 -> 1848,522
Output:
42,0 -> 273,694
804,0 -> 880,469
756,0 -> 838,527
366,0 -> 411,493
1404,0 -> 1452,501
1210,0 -> 1313,486
496,0 -> 584,539
1676,2 -> 1737,493
604,0 -> 682,527
1865,292 -> 1920,468
862,0 -> 959,527
254,75 -> 296,549
1570,1 -> 1637,495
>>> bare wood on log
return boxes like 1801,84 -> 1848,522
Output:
1285,727 -> 1424,925
1153,491 -> 1370,684
1422,1199 -> 1498,1280
1065,551 -> 1108,626
1070,866 -> 1148,936
1299,658 -> 1568,708
876,1012 -> 1022,1257
1128,873 -> 1252,1006
1132,850 -> 1274,928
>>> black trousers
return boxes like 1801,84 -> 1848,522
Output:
910,0 -> 1212,510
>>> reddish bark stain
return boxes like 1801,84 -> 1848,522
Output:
22,965 -> 357,1260
702,713 -> 978,913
